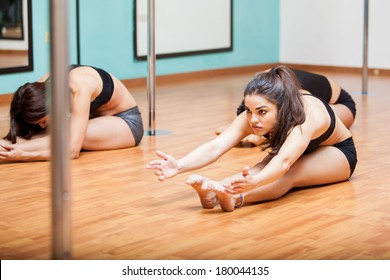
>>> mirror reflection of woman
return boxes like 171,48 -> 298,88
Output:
146,65 -> 357,212
0,64 -> 144,162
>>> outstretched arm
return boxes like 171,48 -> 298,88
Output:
145,150 -> 180,181
146,113 -> 252,180
67,73 -> 95,159
146,137 -> 232,181
227,121 -> 313,193
0,136 -> 51,162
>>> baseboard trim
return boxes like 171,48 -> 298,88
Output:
0,93 -> 13,104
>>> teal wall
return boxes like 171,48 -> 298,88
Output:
0,0 -> 280,95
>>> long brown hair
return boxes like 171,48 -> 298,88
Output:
3,82 -> 48,143
244,65 -> 306,154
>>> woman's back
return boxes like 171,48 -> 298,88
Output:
68,66 -> 137,116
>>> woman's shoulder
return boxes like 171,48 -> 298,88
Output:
69,67 -> 100,93
302,93 -> 325,112
69,65 -> 97,77
301,95 -> 332,134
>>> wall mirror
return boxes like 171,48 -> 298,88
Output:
134,0 -> 232,60
0,0 -> 33,74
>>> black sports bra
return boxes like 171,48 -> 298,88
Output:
304,94 -> 336,153
69,64 -> 114,114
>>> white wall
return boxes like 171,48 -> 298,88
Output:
280,0 -> 390,69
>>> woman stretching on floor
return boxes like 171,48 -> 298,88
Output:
216,67 -> 356,146
0,64 -> 143,162
146,65 -> 357,212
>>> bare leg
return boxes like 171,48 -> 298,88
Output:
327,79 -> 355,129
243,146 -> 351,204
187,147 -> 351,211
330,104 -> 354,129
203,147 -> 351,210
82,116 -> 136,150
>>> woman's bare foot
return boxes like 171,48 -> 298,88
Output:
186,175 -> 217,209
214,187 -> 238,212
187,174 -> 241,212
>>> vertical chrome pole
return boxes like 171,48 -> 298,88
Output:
50,0 -> 72,259
147,0 -> 156,135
362,0 -> 369,94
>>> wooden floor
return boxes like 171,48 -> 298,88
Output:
1,66 -> 390,260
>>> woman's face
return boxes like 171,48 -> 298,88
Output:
244,94 -> 278,136
33,115 -> 49,128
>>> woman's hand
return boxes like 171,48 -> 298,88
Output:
225,166 -> 259,194
146,150 -> 179,181
0,143 -> 25,162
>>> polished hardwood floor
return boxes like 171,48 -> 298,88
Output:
0,65 -> 389,260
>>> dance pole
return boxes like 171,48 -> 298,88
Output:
50,0 -> 72,259
362,0 -> 369,94
147,0 -> 156,135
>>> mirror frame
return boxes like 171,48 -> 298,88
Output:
133,0 -> 233,60
0,0 -> 33,74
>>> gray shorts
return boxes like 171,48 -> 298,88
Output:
115,106 -> 144,145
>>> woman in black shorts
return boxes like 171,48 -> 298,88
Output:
218,67 -> 356,146
147,65 -> 357,212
